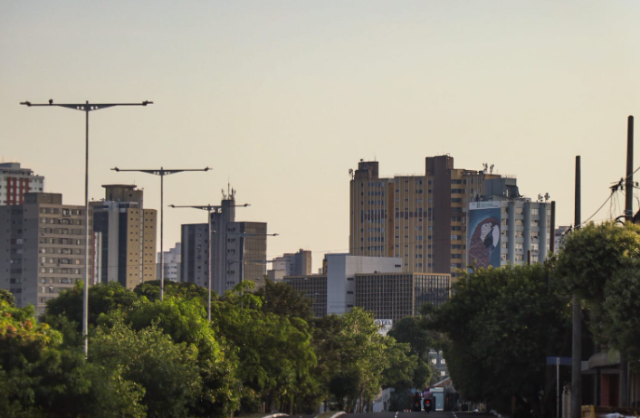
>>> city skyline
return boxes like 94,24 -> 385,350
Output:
2,1 -> 639,272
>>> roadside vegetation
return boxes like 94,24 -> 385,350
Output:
0,279 -> 429,418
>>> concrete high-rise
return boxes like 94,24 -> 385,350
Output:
468,178 -> 555,267
0,193 -> 90,315
156,242 -> 181,282
181,192 -> 268,295
267,249 -> 312,280
0,162 -> 45,206
349,155 -> 500,279
92,185 -> 157,289
181,224 -> 209,288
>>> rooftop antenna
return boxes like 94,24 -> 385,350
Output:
490,164 -> 494,174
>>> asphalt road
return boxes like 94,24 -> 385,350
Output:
342,410 -> 463,418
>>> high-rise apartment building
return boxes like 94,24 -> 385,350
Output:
469,178 -> 555,267
181,223 -> 210,288
0,193 -> 90,315
156,242 -> 181,282
267,249 -> 312,280
0,162 -> 45,206
349,155 -> 500,278
92,185 -> 157,289
181,192 -> 268,295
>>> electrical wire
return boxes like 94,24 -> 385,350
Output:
580,191 -> 616,226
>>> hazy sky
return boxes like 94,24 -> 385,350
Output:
2,1 -> 639,271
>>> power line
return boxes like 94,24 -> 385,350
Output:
580,190 -> 617,227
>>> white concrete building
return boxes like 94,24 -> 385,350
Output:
157,242 -> 181,282
467,178 -> 555,268
325,254 -> 402,315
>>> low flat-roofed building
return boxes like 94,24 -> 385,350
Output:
283,275 -> 327,317
355,272 -> 450,322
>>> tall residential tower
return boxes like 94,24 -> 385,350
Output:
0,193 -> 90,315
349,156 -> 554,278
181,191 -> 268,295
349,155 -> 500,278
92,185 -> 157,289
0,162 -> 45,206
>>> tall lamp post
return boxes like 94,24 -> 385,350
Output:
20,99 -> 153,357
112,166 -> 210,301
170,202 -> 249,321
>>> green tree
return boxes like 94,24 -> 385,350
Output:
0,294 -> 140,418
134,280 -> 211,304
429,264 -> 571,414
555,221 -> 640,343
601,259 -> 640,365
323,308 -> 408,413
124,297 -> 241,417
213,282 -> 316,413
90,319 -> 201,418
255,278 -> 313,322
42,281 -> 138,332
387,316 -> 435,389
388,316 -> 434,359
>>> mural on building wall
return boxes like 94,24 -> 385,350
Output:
468,201 -> 502,269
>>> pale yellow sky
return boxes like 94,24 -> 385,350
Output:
2,1 -> 639,271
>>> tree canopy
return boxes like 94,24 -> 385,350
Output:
3,278 -> 429,417
428,264 -> 571,413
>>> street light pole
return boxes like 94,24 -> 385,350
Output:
170,203 -> 249,321
112,167 -> 210,301
20,99 -> 152,358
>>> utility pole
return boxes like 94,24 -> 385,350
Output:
571,156 -> 582,418
620,115 -> 634,407
112,166 -> 210,301
20,99 -> 152,358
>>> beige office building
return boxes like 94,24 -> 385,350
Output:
92,185 -> 157,289
349,155 -> 500,279
0,193 -> 91,315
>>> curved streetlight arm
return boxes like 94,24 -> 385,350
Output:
21,101 -> 153,111
112,166 -> 211,303
112,167 -> 210,176
169,203 -> 249,212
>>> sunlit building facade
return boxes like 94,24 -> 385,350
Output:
349,155 -> 500,279
0,193 -> 90,315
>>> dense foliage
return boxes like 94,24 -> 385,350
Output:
0,280 -> 424,417
555,221 -> 640,367
427,264 -> 572,416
